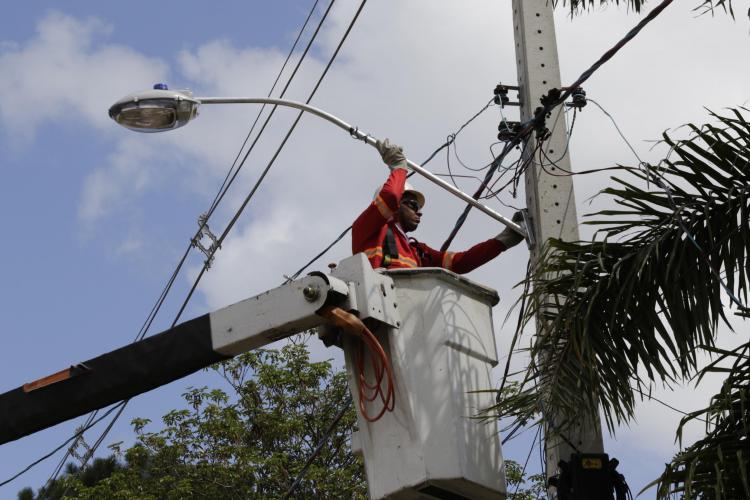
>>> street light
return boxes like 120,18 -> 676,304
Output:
109,84 -> 527,237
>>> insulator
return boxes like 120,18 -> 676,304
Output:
570,87 -> 587,109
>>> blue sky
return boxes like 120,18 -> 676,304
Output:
0,1 -> 748,497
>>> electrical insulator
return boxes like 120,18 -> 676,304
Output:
493,84 -> 510,107
497,121 -> 520,141
570,87 -> 587,109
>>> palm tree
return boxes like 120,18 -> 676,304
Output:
496,102 -> 750,495
492,2 -> 747,497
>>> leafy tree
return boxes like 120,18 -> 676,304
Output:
505,459 -> 548,499
20,343 -> 366,499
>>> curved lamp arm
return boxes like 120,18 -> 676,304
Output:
201,98 -> 526,237
109,89 -> 527,238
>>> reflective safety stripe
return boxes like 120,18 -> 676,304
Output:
389,258 -> 417,268
373,195 -> 394,219
442,251 -> 455,271
363,247 -> 418,268
364,247 -> 383,258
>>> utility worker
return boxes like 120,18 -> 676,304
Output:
353,140 -> 525,273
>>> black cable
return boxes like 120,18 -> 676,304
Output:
630,384 -> 708,423
541,0 -> 675,119
497,259 -> 533,400
511,425 -> 541,498
203,0 -> 338,224
172,0 -> 368,327
35,1 -> 335,490
0,402 -> 126,488
208,0 -> 322,216
284,225 -> 352,284
62,3 -> 368,482
439,139 -> 518,252
281,396 -> 352,499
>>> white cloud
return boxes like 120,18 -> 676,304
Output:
0,11 -> 168,143
5,1 -> 749,474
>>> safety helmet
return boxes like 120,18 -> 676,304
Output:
373,181 -> 425,210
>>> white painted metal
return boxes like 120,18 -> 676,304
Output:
511,0 -> 604,471
344,268 -> 506,499
197,97 -> 527,237
209,274 -> 344,355
329,253 -> 401,328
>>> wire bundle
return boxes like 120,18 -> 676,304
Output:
318,306 -> 394,422
354,324 -> 395,422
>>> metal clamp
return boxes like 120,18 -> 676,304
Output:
192,213 -> 221,268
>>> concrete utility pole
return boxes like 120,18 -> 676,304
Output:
510,0 -> 605,476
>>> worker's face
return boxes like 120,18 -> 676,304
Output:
398,195 -> 422,232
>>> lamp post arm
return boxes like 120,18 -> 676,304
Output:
198,97 -> 527,238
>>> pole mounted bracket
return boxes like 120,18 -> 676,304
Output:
493,83 -> 521,108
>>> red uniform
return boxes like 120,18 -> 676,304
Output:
352,168 -> 508,273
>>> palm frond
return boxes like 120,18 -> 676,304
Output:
492,108 -> 750,435
551,0 -> 736,17
654,343 -> 750,499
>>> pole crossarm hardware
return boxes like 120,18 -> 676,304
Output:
0,254 -> 399,445
108,87 -> 526,238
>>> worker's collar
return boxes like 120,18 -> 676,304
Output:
393,222 -> 407,239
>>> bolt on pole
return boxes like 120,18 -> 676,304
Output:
510,0 -> 605,476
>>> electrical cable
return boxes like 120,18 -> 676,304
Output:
511,425 -> 542,498
171,0 -> 368,327
202,0 -> 338,224
630,384 -> 708,423
538,0 -> 674,120
29,1 -> 339,491
58,3 -> 368,491
439,139 -> 518,251
0,402 -> 126,488
207,0 -> 323,217
284,225 -> 352,284
587,97 -> 748,310
281,396 -> 353,499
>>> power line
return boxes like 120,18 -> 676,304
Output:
172,0 -> 369,327
281,396 -> 353,499
0,402 -> 126,489
20,1 -> 335,492
208,0 -> 323,217
51,2 -> 368,493
510,425 -> 542,498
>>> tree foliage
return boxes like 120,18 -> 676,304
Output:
496,107 -> 750,497
552,0 -> 736,17
20,344 -> 366,499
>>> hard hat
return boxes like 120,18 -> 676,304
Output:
403,182 -> 425,209
373,181 -> 425,209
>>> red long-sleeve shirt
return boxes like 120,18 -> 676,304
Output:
352,168 -> 508,274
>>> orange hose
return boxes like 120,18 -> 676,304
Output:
318,306 -> 395,422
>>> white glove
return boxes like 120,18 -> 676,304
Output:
376,138 -> 410,171
495,211 -> 526,248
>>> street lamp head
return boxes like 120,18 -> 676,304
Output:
108,84 -> 200,133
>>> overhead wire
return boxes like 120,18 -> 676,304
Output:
172,0 -> 368,327
12,0 -> 680,491
589,97 -> 749,310
51,3 -> 369,495
20,0 -> 337,491
281,396 -> 353,499
0,402 -> 126,489
207,0 -> 323,217
510,425 -> 542,498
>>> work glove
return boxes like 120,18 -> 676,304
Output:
494,211 -> 526,249
376,138 -> 410,172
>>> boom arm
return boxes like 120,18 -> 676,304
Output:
0,256 -> 394,445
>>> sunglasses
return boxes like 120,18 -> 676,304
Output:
401,199 -> 421,212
